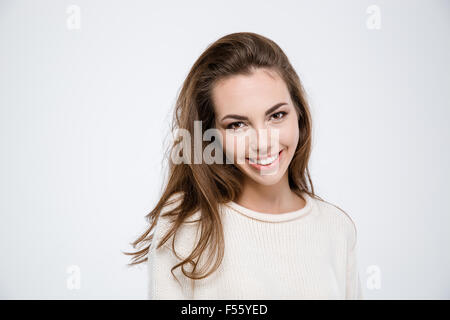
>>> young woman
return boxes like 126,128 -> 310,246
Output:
125,32 -> 363,300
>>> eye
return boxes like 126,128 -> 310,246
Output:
226,121 -> 245,130
271,111 -> 287,121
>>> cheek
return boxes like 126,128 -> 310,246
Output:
278,119 -> 300,150
220,130 -> 247,161
224,134 -> 236,156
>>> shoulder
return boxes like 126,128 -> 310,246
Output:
152,192 -> 202,258
313,196 -> 358,249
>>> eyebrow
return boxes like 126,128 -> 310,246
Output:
220,102 -> 288,122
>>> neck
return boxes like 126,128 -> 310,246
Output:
236,172 -> 305,214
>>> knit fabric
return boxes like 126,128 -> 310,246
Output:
147,192 -> 363,299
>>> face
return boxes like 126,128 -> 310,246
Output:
212,67 -> 300,186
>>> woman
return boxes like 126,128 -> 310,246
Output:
125,32 -> 363,300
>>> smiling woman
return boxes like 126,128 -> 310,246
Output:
212,67 -> 301,192
124,32 -> 363,300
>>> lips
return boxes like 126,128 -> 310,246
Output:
249,151 -> 279,164
246,149 -> 283,170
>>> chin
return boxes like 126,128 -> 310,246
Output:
240,164 -> 288,186
248,173 -> 285,186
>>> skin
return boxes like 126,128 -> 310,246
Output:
212,67 -> 306,214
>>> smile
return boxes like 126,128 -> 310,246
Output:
246,149 -> 284,169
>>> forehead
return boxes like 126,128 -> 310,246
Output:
212,68 -> 291,116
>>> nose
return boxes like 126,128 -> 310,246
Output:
248,126 -> 279,158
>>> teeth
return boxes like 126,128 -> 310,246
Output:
249,152 -> 279,165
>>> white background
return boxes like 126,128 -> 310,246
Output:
0,0 -> 449,299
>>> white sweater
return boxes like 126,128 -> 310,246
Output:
148,192 -> 363,300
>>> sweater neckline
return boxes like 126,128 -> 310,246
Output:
224,192 -> 314,223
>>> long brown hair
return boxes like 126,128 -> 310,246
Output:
123,32 -> 353,283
